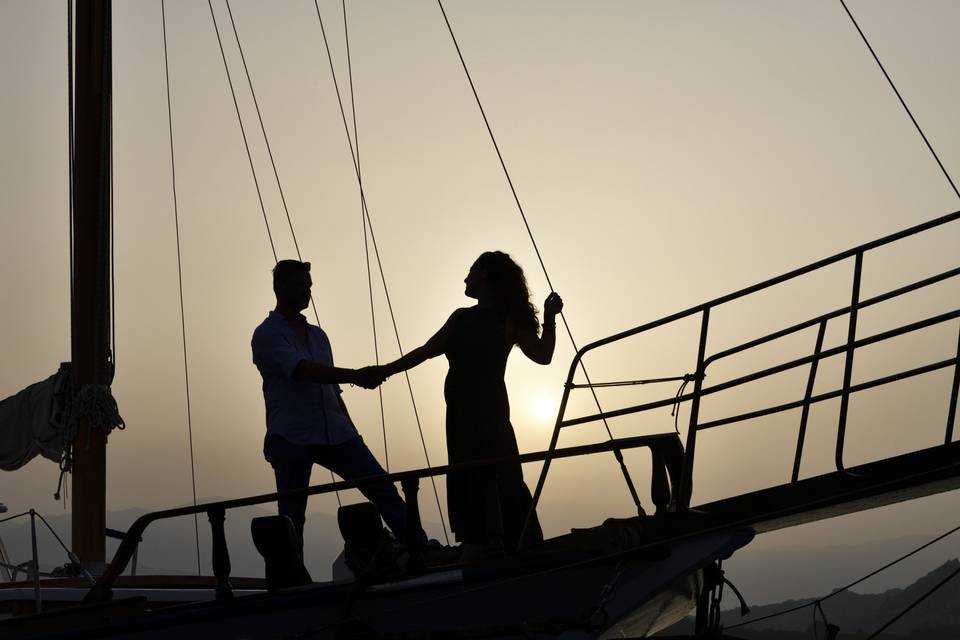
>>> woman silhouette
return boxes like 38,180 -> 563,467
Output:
376,251 -> 562,560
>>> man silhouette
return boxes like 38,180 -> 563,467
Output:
251,259 -> 414,553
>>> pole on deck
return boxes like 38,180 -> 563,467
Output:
71,0 -> 112,572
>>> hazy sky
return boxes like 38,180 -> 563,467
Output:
2,0 -> 959,580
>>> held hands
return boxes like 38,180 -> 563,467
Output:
353,365 -> 387,390
543,291 -> 564,322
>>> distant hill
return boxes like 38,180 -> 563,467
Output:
657,559 -> 960,639
722,533 -> 958,603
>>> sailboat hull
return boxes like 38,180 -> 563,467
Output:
7,527 -> 751,639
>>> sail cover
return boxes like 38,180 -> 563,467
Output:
0,363 -> 72,471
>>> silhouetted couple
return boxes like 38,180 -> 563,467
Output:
252,252 -> 562,562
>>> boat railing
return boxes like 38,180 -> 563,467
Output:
0,510 -> 44,610
84,432 -> 674,602
526,209 -> 960,523
86,210 -> 959,604
0,508 -> 99,612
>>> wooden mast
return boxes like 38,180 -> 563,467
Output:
71,0 -> 112,569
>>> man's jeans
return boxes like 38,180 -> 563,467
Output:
264,434 -> 413,553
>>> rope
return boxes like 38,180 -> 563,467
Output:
727,519 -> 960,630
671,376 -> 696,434
568,373 -> 698,435
312,0 -> 450,544
220,0 -> 341,507
35,513 -> 94,583
0,512 -> 31,525
72,385 -> 125,436
839,0 -> 960,202
55,380 -> 127,500
813,600 -> 834,640
342,0 -> 388,473
569,374 -> 695,389
161,0 -> 202,576
436,1 -> 644,514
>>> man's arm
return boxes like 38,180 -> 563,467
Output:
292,360 -> 361,385
253,326 -> 380,387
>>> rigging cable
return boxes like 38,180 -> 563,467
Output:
109,60 -> 116,369
864,563 -> 960,639
67,0 -> 75,336
726,519 -> 960,630
160,0 -> 202,576
220,0 -> 341,507
342,0 -> 389,473
0,511 -> 30,526
839,0 -> 960,202
206,0 -> 277,264
65,0 -> 74,506
436,1 -> 644,514
34,512 -> 94,583
313,0 -> 450,544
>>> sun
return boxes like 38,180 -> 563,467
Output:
529,393 -> 557,424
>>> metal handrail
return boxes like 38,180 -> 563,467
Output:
560,264 -> 959,392
697,357 -> 958,431
524,209 -> 960,531
84,433 -> 674,602
0,510 -> 43,611
560,308 -> 960,428
703,265 -> 960,369
570,209 -> 959,360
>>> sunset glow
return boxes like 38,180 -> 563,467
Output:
529,393 -> 557,424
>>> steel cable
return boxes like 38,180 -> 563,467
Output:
436,1 -> 644,513
341,0 -> 389,474
206,0 -> 278,264
839,0 -> 960,202
312,0 -> 450,544
864,563 -> 960,639
67,0 -> 75,334
66,0 -> 75,505
0,512 -> 31,525
160,0 -> 202,576
727,520 -> 960,630
221,0 -> 342,507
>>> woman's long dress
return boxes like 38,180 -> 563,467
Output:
443,306 -> 544,551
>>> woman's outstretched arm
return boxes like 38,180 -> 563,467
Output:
515,292 -> 564,365
379,309 -> 462,378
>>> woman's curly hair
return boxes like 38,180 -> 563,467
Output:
474,251 -> 540,333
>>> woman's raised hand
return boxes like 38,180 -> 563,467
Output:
543,291 -> 564,318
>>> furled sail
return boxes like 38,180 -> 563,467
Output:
0,363 -> 72,471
